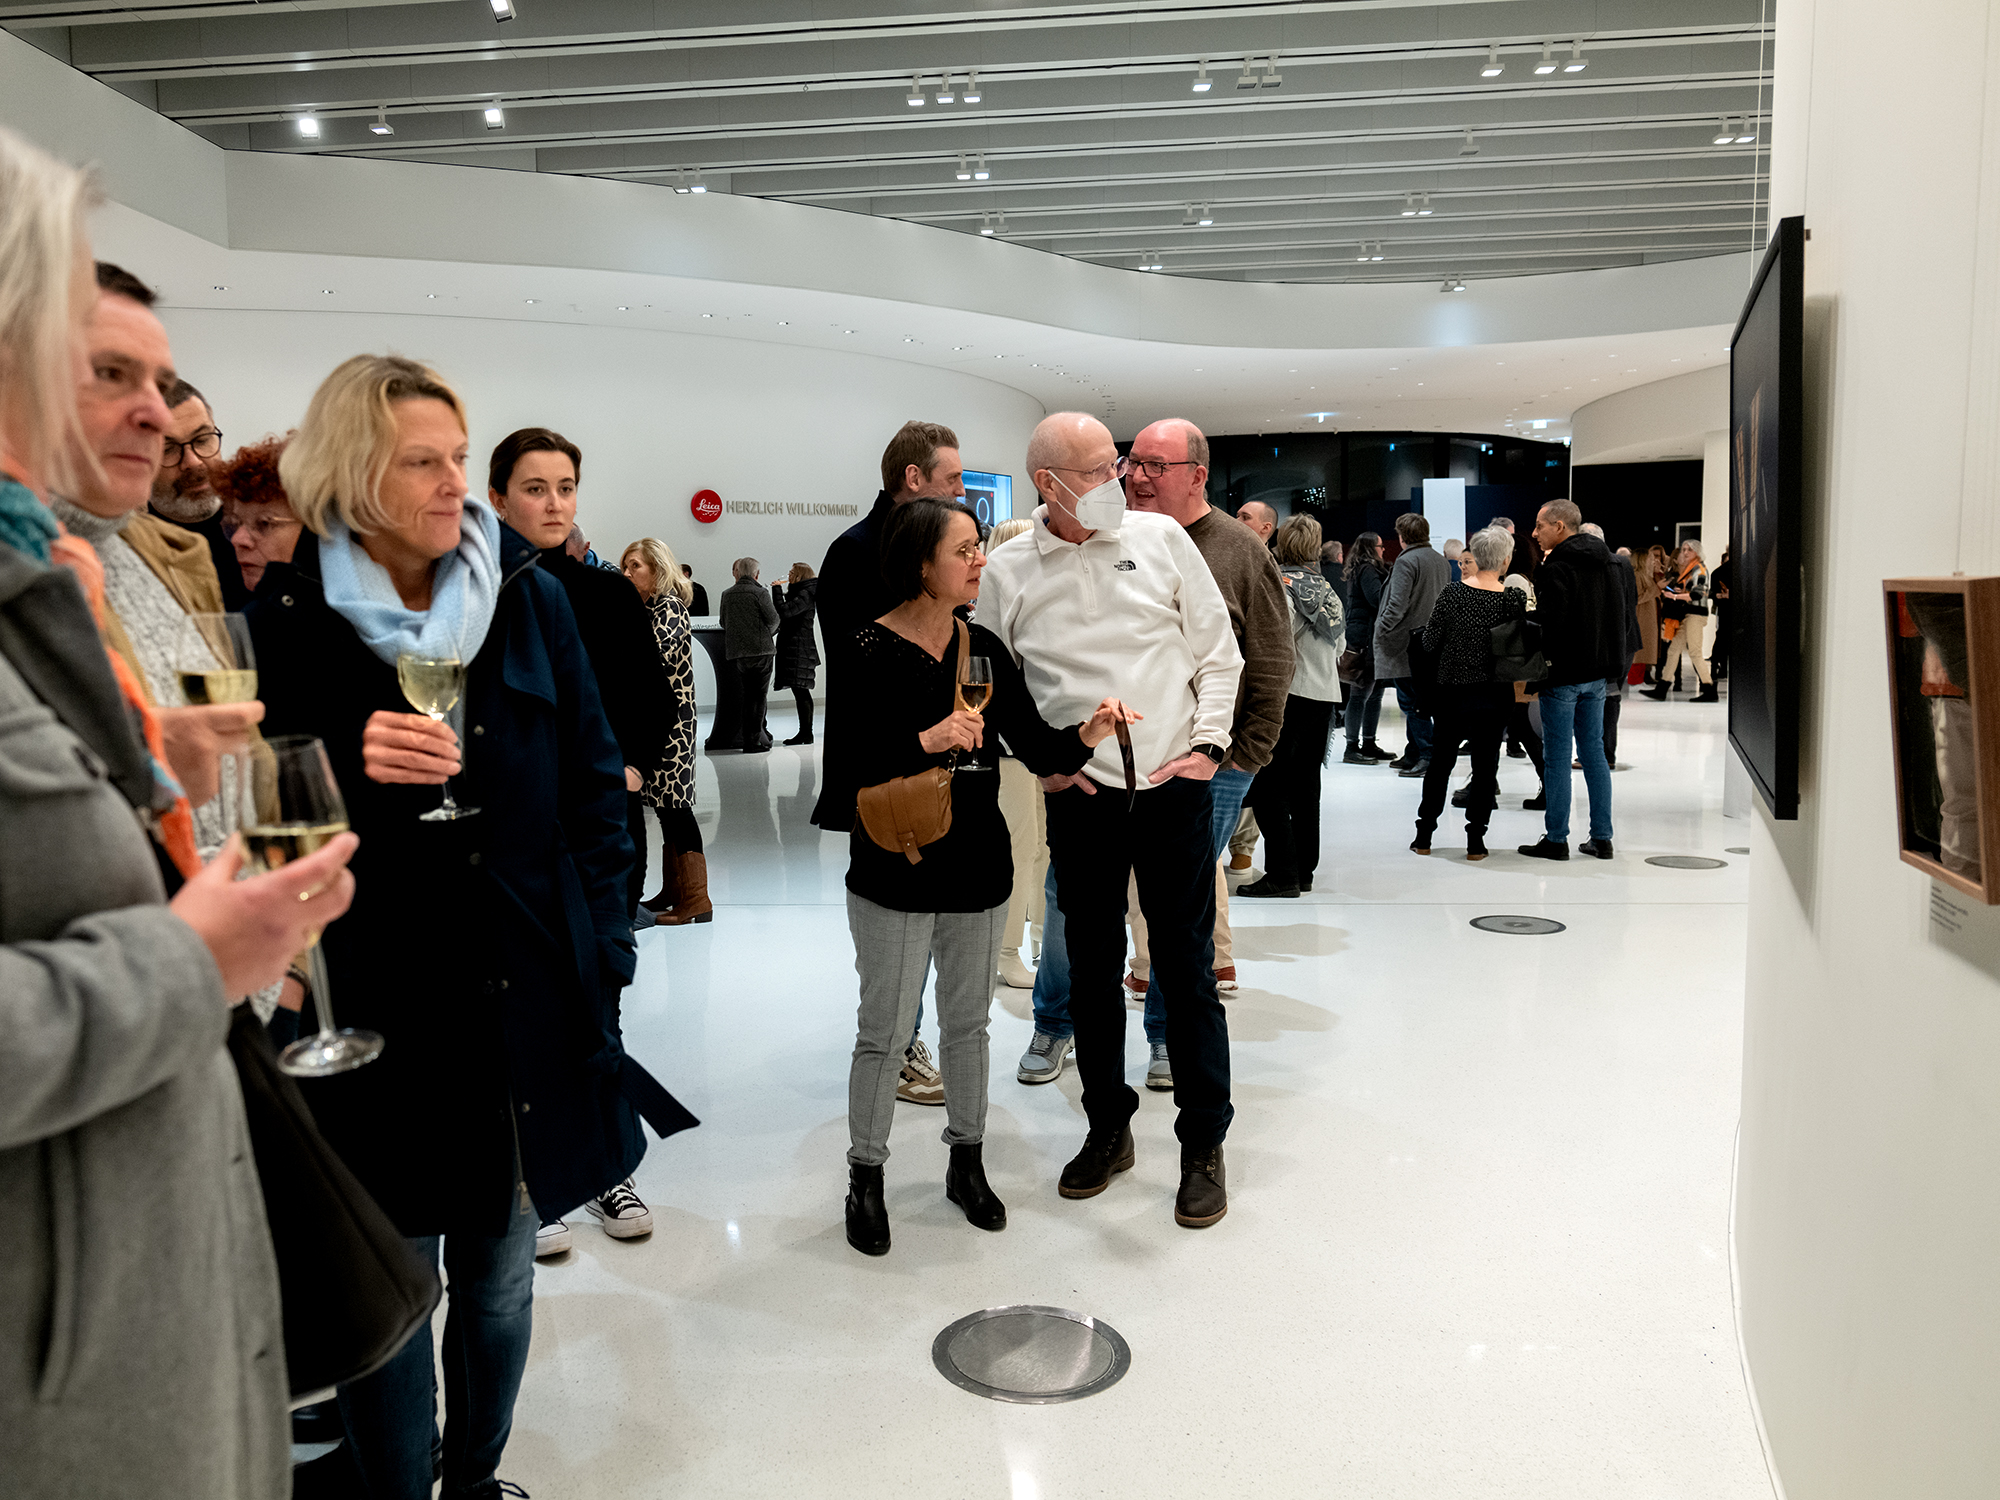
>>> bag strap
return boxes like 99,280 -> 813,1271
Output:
954,616 -> 970,684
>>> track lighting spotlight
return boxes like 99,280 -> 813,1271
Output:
1370,243 -> 1384,262
1238,56 -> 1262,90
297,115 -> 320,138
1183,204 -> 1199,227
907,76 -> 925,106
1402,193 -> 1417,217
1736,121 -> 1757,143
1480,44 -> 1504,78
688,170 -> 706,193
484,105 -> 505,129
1460,129 -> 1480,156
973,152 -> 989,180
1197,204 -> 1213,226
1418,192 -> 1434,215
963,71 -> 981,103
489,0 -> 514,18
936,75 -> 956,104
1440,277 -> 1468,293
1192,59 -> 1212,93
956,155 -> 972,181
369,105 -> 394,136
1563,41 -> 1588,72
1714,118 -> 1737,145
1534,42 -> 1558,75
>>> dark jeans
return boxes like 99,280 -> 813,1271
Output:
626,790 -> 646,916
1393,678 -> 1433,760
1247,696 -> 1334,885
1344,678 -> 1387,746
733,655 -> 773,750
1415,684 -> 1510,840
1044,775 -> 1232,1151
336,1200 -> 538,1500
1602,680 -> 1623,765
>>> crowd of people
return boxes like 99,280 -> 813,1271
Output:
0,120 -> 1725,1499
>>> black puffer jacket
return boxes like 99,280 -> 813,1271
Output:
1535,532 -> 1633,687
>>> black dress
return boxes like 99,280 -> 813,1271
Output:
839,620 -> 1091,914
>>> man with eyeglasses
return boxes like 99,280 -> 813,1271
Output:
979,412 -> 1243,1228
149,378 -> 249,608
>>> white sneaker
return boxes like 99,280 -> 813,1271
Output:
997,950 -> 1038,989
585,1178 -> 654,1239
535,1219 -> 573,1258
1145,1043 -> 1174,1091
1017,1030 -> 1073,1084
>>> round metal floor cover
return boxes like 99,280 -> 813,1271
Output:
1726,847 -> 1750,855
1646,855 -> 1729,869
1470,915 -> 1566,935
932,1306 -> 1131,1404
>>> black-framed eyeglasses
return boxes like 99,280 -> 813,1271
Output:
163,429 -> 222,465
1116,455 -> 1198,480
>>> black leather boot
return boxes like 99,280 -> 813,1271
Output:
945,1143 -> 1007,1231
1175,1145 -> 1228,1228
845,1162 -> 889,1256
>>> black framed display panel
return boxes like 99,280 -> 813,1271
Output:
1727,214 -> 1805,820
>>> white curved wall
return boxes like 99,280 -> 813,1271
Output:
1570,366 -> 1729,467
1733,2 -> 2000,1497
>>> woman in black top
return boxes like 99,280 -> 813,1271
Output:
836,499 -> 1129,1256
1341,532 -> 1393,762
772,561 -> 820,744
1412,527 -> 1527,860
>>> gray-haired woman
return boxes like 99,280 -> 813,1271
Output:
1411,527 -> 1527,860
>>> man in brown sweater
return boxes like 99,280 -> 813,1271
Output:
1123,418 -> 1293,1083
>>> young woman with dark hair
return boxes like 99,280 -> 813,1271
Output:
1341,531 -> 1393,763
831,498 -> 1132,1256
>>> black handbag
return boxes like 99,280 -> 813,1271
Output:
226,1005 -> 442,1400
1491,617 -> 1548,682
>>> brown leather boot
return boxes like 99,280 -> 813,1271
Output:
639,840 -> 681,915
659,851 -> 712,924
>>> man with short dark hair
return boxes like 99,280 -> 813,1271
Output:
681,563 -> 709,616
1374,511 -> 1451,777
721,556 -> 780,756
812,421 -> 966,1104
1520,500 -> 1628,860
148,378 -> 249,608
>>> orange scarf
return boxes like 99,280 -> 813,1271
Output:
0,455 -> 200,879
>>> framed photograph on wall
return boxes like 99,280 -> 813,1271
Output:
1883,576 -> 2000,903
1728,214 -> 1805,820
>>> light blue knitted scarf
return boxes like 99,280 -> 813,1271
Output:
319,497 -> 502,665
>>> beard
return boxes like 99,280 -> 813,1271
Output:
150,471 -> 221,524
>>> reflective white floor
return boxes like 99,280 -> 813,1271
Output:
504,694 -> 1771,1499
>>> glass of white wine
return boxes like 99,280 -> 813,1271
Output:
396,651 -> 480,822
247,735 -> 383,1078
174,613 -> 258,831
955,655 -> 995,773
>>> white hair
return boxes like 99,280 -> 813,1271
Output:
1679,538 -> 1705,561
732,555 -> 759,580
0,128 -> 99,495
1579,522 -> 1605,539
1467,527 -> 1512,575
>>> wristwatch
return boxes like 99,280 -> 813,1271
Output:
1190,743 -> 1228,765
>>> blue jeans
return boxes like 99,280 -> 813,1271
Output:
1393,679 -> 1433,759
337,1199 -> 538,1500
1537,679 -> 1613,843
1030,766 -> 1254,1046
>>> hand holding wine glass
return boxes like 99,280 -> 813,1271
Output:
953,655 -> 996,773
169,825 -> 357,1000
395,652 -> 480,821
171,612 -> 261,821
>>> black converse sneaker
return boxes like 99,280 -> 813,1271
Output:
585,1178 -> 654,1239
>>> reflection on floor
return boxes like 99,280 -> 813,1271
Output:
506,696 -> 1771,1499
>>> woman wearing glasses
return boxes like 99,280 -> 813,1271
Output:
830,498 -> 1132,1257
212,434 -> 303,593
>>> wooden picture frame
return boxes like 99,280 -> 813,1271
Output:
1883,576 -> 2000,902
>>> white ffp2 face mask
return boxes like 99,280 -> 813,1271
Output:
1052,472 -> 1126,532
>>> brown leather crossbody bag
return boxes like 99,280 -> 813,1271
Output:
856,618 -> 968,864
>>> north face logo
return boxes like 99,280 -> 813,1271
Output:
1114,560 -> 1136,571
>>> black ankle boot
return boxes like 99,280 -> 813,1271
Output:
845,1162 -> 890,1255
944,1143 -> 1007,1231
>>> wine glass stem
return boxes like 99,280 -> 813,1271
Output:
306,942 -> 338,1039
432,711 -> 459,814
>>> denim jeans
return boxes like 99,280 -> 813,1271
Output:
336,1199 -> 538,1500
1029,766 -> 1253,1047
1393,679 -> 1433,759
1344,679 -> 1387,746
1537,679 -> 1613,843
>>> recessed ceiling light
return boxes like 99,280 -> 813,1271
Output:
617,305 -> 628,311
212,284 -> 228,291
701,312 -> 712,318
845,329 -> 855,334
777,320 -> 788,325
320,289 -> 334,295
524,298 -> 537,304
426,293 -> 438,298
903,336 -> 914,342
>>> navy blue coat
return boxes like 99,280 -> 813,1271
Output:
247,526 -> 694,1236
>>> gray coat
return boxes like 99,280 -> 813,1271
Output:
0,540 -> 288,1499
1373,542 -> 1452,680
719,576 -> 779,660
